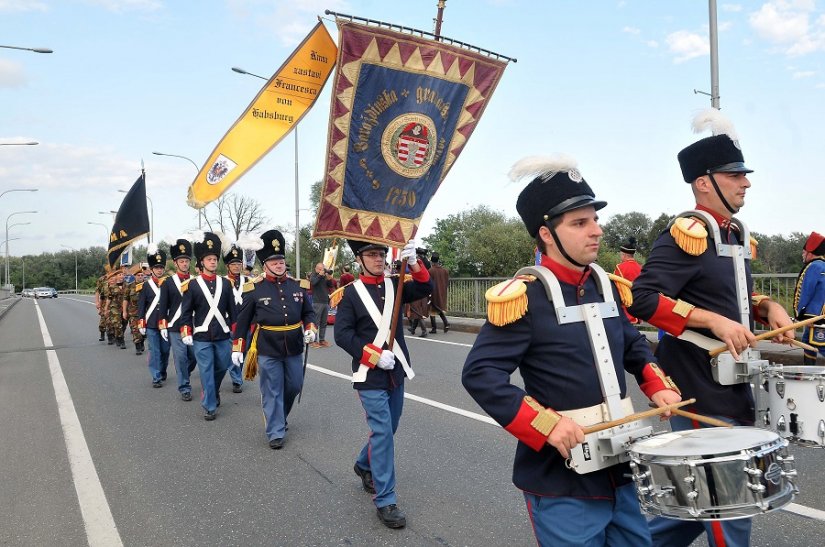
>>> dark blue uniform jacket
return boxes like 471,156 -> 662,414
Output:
137,276 -> 165,329
157,273 -> 190,330
180,273 -> 236,342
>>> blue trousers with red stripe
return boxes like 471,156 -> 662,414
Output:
524,483 -> 651,547
649,415 -> 752,547
355,385 -> 404,509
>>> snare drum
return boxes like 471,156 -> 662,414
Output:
765,366 -> 825,447
629,427 -> 796,520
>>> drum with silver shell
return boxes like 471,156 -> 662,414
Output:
628,427 -> 797,520
764,365 -> 825,447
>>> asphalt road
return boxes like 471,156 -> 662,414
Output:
1,295 -> 824,546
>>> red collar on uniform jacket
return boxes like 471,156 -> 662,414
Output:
358,273 -> 384,285
264,272 -> 288,282
200,273 -> 216,282
151,276 -> 162,283
696,204 -> 738,231
539,254 -> 591,286
177,272 -> 190,280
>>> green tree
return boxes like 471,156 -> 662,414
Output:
601,212 -> 653,256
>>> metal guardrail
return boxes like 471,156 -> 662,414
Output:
447,273 -> 799,318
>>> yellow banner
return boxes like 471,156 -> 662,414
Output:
187,22 -> 337,208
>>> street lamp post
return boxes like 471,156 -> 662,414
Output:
152,151 -> 202,229
0,188 -> 39,200
231,66 -> 302,276
0,44 -> 52,54
117,190 -> 153,242
5,210 -> 36,290
0,142 -> 38,146
88,221 -> 109,243
61,245 -> 78,293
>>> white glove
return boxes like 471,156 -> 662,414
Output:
231,351 -> 244,367
182,335 -> 193,346
303,329 -> 316,344
139,327 -> 146,336
377,350 -> 395,370
399,240 -> 416,262
160,328 -> 168,342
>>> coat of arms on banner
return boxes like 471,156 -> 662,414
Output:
207,154 -> 237,185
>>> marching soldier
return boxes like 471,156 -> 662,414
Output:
462,154 -> 680,546
107,267 -> 128,349
138,245 -> 171,387
124,266 -> 146,354
231,229 -> 316,449
95,270 -> 108,341
180,232 -> 237,421
794,231 -> 825,364
223,239 -> 248,393
158,237 -> 197,401
334,238 -> 431,529
628,110 -> 793,547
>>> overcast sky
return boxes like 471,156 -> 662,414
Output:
1,0 -> 823,256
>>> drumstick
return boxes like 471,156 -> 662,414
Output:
789,339 -> 818,352
648,403 -> 733,428
582,398 -> 696,434
708,314 -> 825,357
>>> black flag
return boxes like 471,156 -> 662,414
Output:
107,173 -> 150,268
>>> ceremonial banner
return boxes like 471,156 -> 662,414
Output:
313,21 -> 507,247
108,174 -> 150,269
187,21 -> 337,208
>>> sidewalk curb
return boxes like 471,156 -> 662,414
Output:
0,296 -> 22,323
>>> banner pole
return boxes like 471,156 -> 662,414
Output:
387,257 -> 408,351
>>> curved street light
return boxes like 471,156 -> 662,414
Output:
0,44 -> 52,54
152,151 -> 202,229
0,141 -> 38,146
0,188 -> 38,200
232,65 -> 302,275
4,210 -> 37,288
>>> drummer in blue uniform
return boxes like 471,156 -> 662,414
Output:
158,236 -> 196,401
138,244 -> 171,388
334,238 -> 431,529
231,229 -> 316,449
223,239 -> 249,393
462,154 -> 682,547
628,110 -> 794,547
180,232 -> 238,421
794,231 -> 825,365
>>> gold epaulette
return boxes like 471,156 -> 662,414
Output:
607,273 -> 633,307
135,282 -> 144,291
242,281 -> 255,293
749,236 -> 758,260
670,216 -> 708,256
485,275 -> 533,326
401,273 -> 413,283
180,278 -> 190,293
329,285 -> 345,308
157,276 -> 167,286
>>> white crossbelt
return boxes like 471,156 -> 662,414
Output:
169,274 -> 185,327
351,279 -> 414,383
144,278 -> 161,322
194,276 -> 229,334
230,274 -> 246,306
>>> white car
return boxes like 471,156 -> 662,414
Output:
21,288 -> 35,298
34,287 -> 58,298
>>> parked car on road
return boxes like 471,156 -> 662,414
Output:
34,287 -> 58,299
21,288 -> 35,298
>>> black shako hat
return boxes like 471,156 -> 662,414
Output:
256,230 -> 286,263
194,232 -> 222,261
146,244 -> 167,268
619,237 -> 637,254
677,109 -> 753,183
348,239 -> 389,256
223,243 -> 244,265
511,155 -> 606,237
170,238 -> 192,261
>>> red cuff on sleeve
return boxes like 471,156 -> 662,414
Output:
138,318 -> 146,329
639,362 -> 680,398
180,325 -> 193,337
504,399 -> 552,452
232,338 -> 245,353
304,322 -> 317,332
157,319 -> 168,330
360,343 -> 382,368
410,265 -> 430,283
647,295 -> 691,336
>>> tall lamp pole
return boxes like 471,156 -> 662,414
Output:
151,151 -> 202,229
61,245 -> 78,293
0,188 -> 39,200
5,211 -> 36,289
88,221 -> 110,243
708,0 -> 720,109
231,66 -> 302,275
0,45 -> 52,54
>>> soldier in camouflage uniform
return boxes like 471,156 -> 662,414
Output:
125,267 -> 146,354
107,267 -> 128,349
95,272 -> 108,341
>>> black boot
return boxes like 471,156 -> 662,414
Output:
408,319 -> 417,335
118,337 -> 126,349
99,330 -> 105,342
135,341 -> 144,355
107,332 -> 114,345
430,317 -> 437,334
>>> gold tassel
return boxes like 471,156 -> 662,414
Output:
329,286 -> 345,308
243,327 -> 261,381
607,273 -> 633,307
670,217 -> 708,256
749,236 -> 758,260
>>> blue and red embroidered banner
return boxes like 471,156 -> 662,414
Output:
313,21 -> 507,247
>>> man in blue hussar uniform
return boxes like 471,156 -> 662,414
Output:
231,229 -> 316,449
158,236 -> 197,401
794,231 -> 825,364
223,239 -> 249,392
138,245 -> 171,388
180,232 -> 237,421
628,110 -> 794,547
462,154 -> 681,547
334,238 -> 431,529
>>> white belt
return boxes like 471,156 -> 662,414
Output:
194,276 -> 229,334
558,397 -> 634,427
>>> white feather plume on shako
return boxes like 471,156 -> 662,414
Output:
190,230 -> 205,244
216,231 -> 233,256
508,153 -> 582,183
147,243 -> 159,255
691,108 -> 738,139
236,231 -> 264,251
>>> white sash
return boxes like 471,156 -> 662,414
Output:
351,279 -> 414,383
229,274 -> 246,306
144,278 -> 161,322
169,274 -> 186,327
194,276 -> 229,334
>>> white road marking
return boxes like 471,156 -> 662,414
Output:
407,336 -> 473,348
60,297 -> 96,306
784,503 -> 825,521
34,301 -> 123,546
